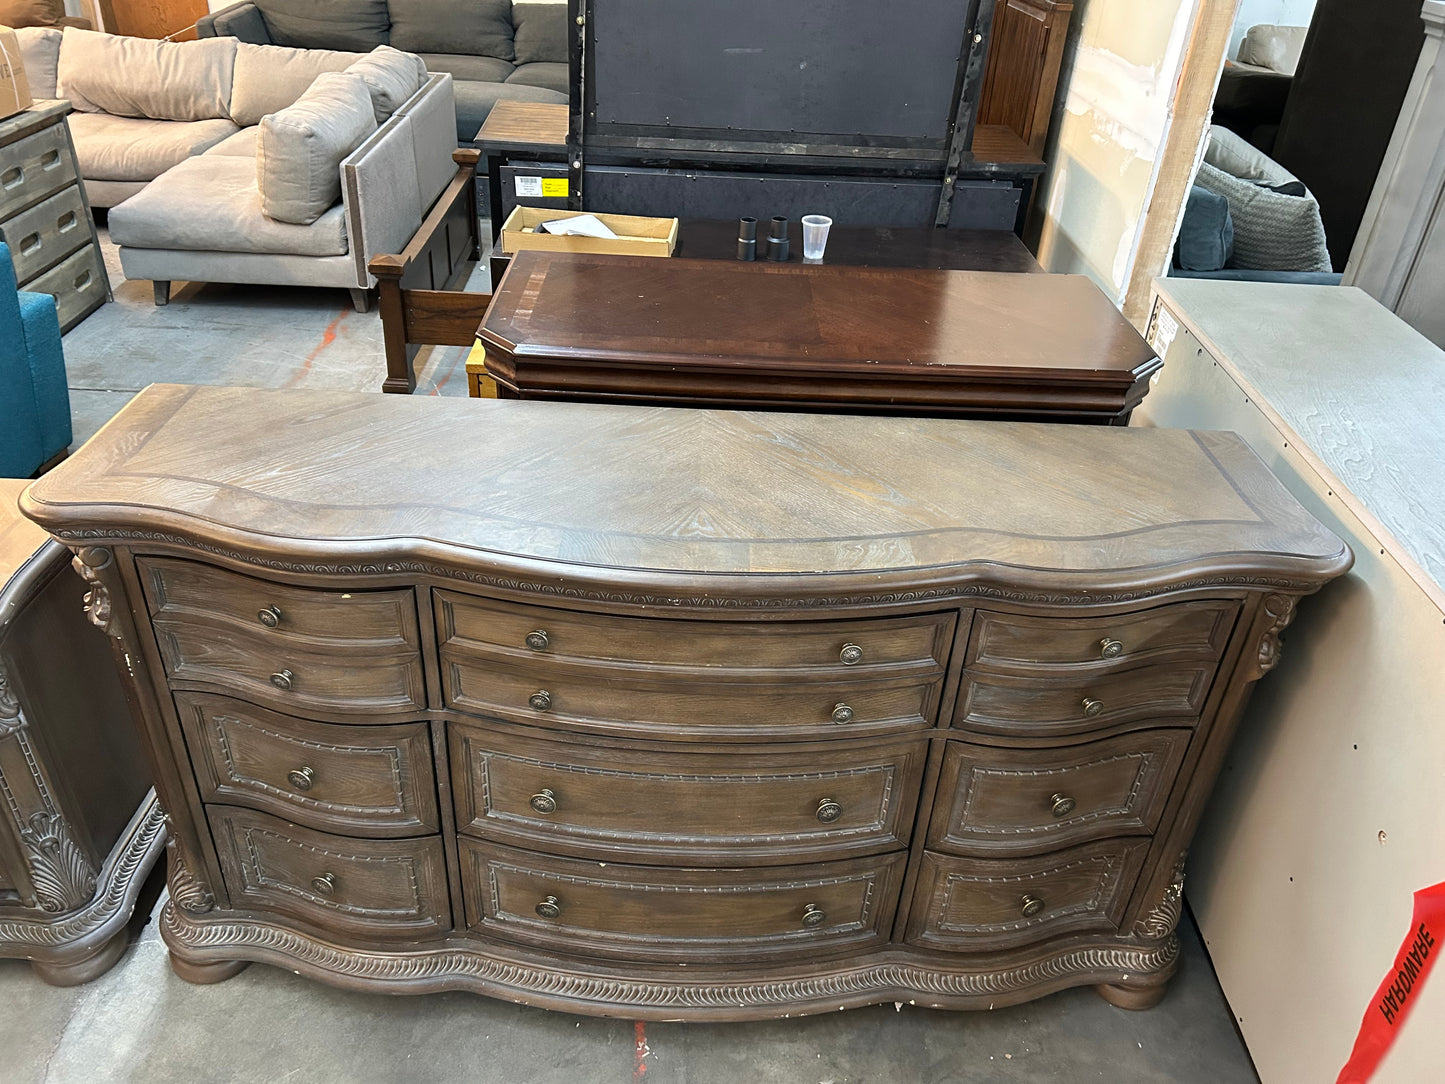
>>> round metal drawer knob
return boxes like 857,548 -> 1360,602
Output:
1020,894 -> 1044,918
830,702 -> 855,725
270,668 -> 295,690
530,788 -> 558,815
528,690 -> 552,712
535,895 -> 562,919
1082,697 -> 1104,718
525,629 -> 550,651
1100,637 -> 1124,659
801,903 -> 827,928
816,798 -> 843,823
288,766 -> 316,792
1050,793 -> 1076,818
258,605 -> 282,628
839,643 -> 864,666
311,872 -> 336,896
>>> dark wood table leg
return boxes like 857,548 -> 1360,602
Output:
485,150 -> 505,245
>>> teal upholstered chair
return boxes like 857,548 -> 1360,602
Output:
1,242 -> 72,477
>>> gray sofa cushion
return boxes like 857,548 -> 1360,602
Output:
417,52 -> 513,83
12,26 -> 61,98
110,154 -> 348,257
254,0 -> 389,51
57,28 -> 238,121
68,112 -> 240,181
453,79 -> 566,140
230,42 -> 365,127
1175,185 -> 1233,272
506,62 -> 566,94
512,3 -> 566,65
258,70 -> 377,224
346,45 -> 427,123
205,127 -> 260,156
388,0 -> 513,61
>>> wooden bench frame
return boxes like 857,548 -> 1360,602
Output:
368,148 -> 491,393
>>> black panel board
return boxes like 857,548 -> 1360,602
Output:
589,0 -> 974,142
582,167 -> 1019,231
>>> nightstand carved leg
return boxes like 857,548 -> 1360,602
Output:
168,952 -> 249,985
1094,980 -> 1169,1010
30,928 -> 130,986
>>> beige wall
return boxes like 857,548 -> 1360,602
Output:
1030,0 -> 1203,307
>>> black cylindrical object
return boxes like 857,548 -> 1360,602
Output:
736,216 -> 757,261
766,215 -> 789,261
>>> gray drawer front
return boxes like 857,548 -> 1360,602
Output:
0,121 -> 76,221
24,244 -> 107,332
0,185 -> 90,283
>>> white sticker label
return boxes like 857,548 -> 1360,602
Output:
514,176 -> 543,198
1150,306 -> 1179,356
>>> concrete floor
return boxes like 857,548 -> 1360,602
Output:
2,230 -> 1262,1083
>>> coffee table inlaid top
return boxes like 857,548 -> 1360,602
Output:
480,251 -> 1158,384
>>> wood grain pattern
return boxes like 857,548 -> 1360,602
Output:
978,0 -> 1075,158
472,101 -> 569,150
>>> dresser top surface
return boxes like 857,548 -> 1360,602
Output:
1,478 -> 52,587
23,385 -> 1347,586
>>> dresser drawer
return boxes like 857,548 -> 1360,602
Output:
177,692 -> 438,837
928,729 -> 1192,856
142,557 -> 418,642
905,838 -> 1151,952
209,806 -> 450,941
0,184 -> 89,284
442,653 -> 939,739
450,721 -> 927,864
460,840 -> 904,962
141,557 -> 425,717
967,600 -> 1238,672
0,119 -> 75,221
437,591 -> 954,675
953,661 -> 1217,738
21,243 -> 105,333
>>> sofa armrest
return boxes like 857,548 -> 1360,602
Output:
197,2 -> 272,44
341,74 -> 459,290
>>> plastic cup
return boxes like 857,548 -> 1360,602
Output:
801,215 -> 833,260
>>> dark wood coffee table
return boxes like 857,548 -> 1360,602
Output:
478,251 -> 1161,423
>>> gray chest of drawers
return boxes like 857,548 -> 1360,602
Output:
0,101 -> 108,332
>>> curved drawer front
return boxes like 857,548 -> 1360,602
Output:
450,721 -> 927,864
460,840 -> 905,962
209,806 -> 450,942
443,654 -> 939,738
177,692 -> 438,837
141,556 -> 420,643
967,600 -> 1239,671
153,622 -> 426,717
905,838 -> 1151,952
437,591 -> 954,675
928,729 -> 1192,856
954,662 -> 1216,738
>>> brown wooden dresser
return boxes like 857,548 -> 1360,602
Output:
0,479 -> 164,984
19,385 -> 1350,1017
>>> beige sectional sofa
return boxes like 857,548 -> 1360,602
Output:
14,27 -> 459,311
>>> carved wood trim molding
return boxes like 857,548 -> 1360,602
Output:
1133,852 -> 1186,940
70,547 -> 122,639
166,841 -> 215,915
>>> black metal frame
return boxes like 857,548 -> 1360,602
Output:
566,0 -> 998,220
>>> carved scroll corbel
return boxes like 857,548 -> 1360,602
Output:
167,841 -> 215,914
1246,592 -> 1300,681
0,666 -> 23,737
1133,852 -> 1186,940
70,547 -> 123,639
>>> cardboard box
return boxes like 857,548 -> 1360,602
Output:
0,27 -> 34,122
500,207 -> 678,259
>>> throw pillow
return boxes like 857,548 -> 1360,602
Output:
253,0 -> 389,51
0,0 -> 63,28
257,70 -> 377,225
346,45 -> 427,123
513,3 -> 567,65
387,0 -> 513,62
1194,161 -> 1332,272
1174,185 -> 1234,272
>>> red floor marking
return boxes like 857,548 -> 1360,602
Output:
633,1020 -> 648,1079
282,307 -> 346,388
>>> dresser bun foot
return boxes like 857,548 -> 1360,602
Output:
1094,980 -> 1168,1010
168,953 -> 250,985
30,929 -> 131,986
